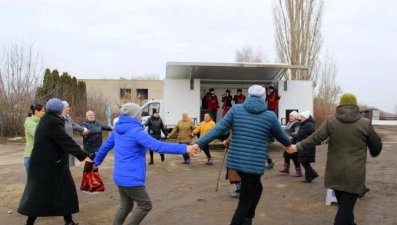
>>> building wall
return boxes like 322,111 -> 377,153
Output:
80,79 -> 164,111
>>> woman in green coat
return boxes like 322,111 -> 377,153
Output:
287,93 -> 382,225
18,98 -> 92,225
23,104 -> 45,174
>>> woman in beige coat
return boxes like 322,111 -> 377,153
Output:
287,93 -> 382,225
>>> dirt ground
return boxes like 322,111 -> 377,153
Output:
1,126 -> 397,225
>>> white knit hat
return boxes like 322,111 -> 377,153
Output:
248,85 -> 266,101
289,111 -> 299,119
300,111 -> 311,119
120,103 -> 142,118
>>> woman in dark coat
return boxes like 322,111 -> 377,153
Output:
297,111 -> 319,182
18,98 -> 91,225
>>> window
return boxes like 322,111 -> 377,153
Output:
141,103 -> 160,117
120,88 -> 132,99
136,89 -> 148,100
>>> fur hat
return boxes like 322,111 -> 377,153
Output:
46,98 -> 64,115
289,111 -> 299,119
120,103 -> 142,119
300,111 -> 311,119
339,93 -> 358,106
248,85 -> 266,101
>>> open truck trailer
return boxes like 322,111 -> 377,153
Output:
141,62 -> 312,131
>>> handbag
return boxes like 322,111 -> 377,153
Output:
80,161 -> 105,193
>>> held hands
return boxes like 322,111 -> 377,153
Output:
82,128 -> 90,136
186,144 -> 201,156
285,145 -> 298,154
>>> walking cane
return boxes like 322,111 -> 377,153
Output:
215,148 -> 228,192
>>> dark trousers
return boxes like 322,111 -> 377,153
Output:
202,144 -> 211,158
179,142 -> 190,161
230,172 -> 263,225
334,190 -> 358,225
149,137 -> 164,162
210,109 -> 218,122
301,162 -> 317,180
284,156 -> 300,168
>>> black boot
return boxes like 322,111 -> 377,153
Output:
242,218 -> 252,225
160,153 -> 165,162
149,150 -> 154,165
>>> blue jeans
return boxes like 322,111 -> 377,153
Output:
24,157 -> 29,174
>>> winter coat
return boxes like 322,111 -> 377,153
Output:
193,120 -> 216,145
297,116 -> 316,163
283,120 -> 300,160
81,119 -> 112,150
94,115 -> 187,187
63,114 -> 85,167
298,105 -> 382,194
24,115 -> 40,157
196,96 -> 291,175
168,119 -> 196,143
206,94 -> 219,110
18,111 -> 89,217
144,115 -> 168,139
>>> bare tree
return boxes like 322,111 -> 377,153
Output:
274,0 -> 323,82
235,46 -> 267,63
0,40 -> 43,136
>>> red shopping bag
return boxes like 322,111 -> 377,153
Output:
80,162 -> 105,193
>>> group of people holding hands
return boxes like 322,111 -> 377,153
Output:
19,84 -> 382,225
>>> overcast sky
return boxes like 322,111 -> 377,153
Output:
1,0 -> 396,113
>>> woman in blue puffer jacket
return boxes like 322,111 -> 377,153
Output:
194,85 -> 292,225
94,103 -> 196,225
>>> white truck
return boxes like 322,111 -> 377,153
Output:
141,62 -> 313,131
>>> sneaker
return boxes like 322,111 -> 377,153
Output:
231,191 -> 240,198
266,162 -> 275,169
182,158 -> 191,164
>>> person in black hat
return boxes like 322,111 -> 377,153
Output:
221,89 -> 233,117
144,108 -> 168,164
233,89 -> 246,104
205,88 -> 219,122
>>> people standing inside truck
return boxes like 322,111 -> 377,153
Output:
206,88 -> 219,122
23,104 -> 45,174
286,93 -> 382,225
81,110 -> 113,159
221,89 -> 233,117
62,101 -> 90,167
192,113 -> 216,165
193,85 -> 292,225
144,108 -> 168,165
296,111 -> 318,182
279,111 -> 302,177
233,89 -> 246,104
167,111 -> 196,164
266,86 -> 281,118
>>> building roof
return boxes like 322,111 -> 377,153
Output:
166,62 -> 308,85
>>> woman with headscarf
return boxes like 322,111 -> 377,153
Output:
279,111 -> 302,177
94,103 -> 197,225
297,110 -> 319,182
287,93 -> 383,225
18,98 -> 92,225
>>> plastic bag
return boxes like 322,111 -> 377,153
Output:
80,161 -> 105,193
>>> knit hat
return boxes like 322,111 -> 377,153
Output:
300,111 -> 311,119
248,85 -> 266,101
152,108 -> 158,114
46,98 -> 64,115
339,93 -> 358,106
120,103 -> 142,118
289,111 -> 299,119
62,101 -> 69,108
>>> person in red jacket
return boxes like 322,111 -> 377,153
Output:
266,86 -> 281,118
233,89 -> 246,104
206,88 -> 219,122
